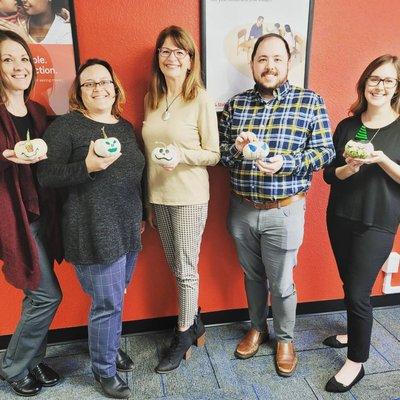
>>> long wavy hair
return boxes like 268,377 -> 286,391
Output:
350,54 -> 400,116
0,30 -> 36,105
69,58 -> 126,118
146,25 -> 203,110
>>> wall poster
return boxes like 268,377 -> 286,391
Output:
0,0 -> 79,115
202,0 -> 314,111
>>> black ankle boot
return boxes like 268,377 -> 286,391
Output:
155,308 -> 206,374
192,308 -> 206,345
116,348 -> 134,372
93,371 -> 131,399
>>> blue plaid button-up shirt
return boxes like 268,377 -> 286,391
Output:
219,81 -> 335,201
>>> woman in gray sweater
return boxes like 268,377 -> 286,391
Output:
37,59 -> 145,399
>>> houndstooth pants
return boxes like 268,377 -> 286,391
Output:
154,203 -> 208,328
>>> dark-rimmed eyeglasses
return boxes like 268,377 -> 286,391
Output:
366,76 -> 398,88
80,80 -> 114,90
158,47 -> 188,59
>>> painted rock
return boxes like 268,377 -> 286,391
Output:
14,130 -> 47,160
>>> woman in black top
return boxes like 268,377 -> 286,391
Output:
37,59 -> 145,399
323,54 -> 400,393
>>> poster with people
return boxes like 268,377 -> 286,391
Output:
0,0 -> 78,115
202,0 -> 313,111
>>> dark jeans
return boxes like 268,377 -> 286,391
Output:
0,220 -> 62,381
327,215 -> 395,362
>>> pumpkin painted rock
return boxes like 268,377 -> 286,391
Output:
94,126 -> 121,157
344,140 -> 374,159
151,142 -> 180,166
14,130 -> 47,160
243,141 -> 270,160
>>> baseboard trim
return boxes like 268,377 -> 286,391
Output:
1,294 -> 399,350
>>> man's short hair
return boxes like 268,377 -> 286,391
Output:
251,33 -> 291,61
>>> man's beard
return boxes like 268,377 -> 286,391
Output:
253,68 -> 287,96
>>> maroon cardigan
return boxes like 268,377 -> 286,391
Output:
0,101 -> 63,290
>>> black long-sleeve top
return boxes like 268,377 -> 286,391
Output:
323,116 -> 400,233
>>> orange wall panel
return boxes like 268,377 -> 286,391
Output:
1,0 -> 400,335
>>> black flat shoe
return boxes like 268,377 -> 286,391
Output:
31,363 -> 60,387
93,371 -> 131,399
325,365 -> 365,393
116,348 -> 134,372
5,373 -> 42,397
323,335 -> 348,348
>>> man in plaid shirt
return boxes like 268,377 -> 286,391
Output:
219,33 -> 335,376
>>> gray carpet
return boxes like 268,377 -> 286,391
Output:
1,306 -> 399,399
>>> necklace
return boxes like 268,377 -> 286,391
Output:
355,124 -> 381,143
162,93 -> 181,121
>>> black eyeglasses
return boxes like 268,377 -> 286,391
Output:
366,76 -> 399,88
158,47 -> 188,59
80,80 -> 114,89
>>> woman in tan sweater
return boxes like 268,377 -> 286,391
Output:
142,25 -> 220,374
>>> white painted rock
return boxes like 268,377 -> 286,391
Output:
94,127 -> 121,157
151,143 -> 180,166
14,130 -> 47,160
243,141 -> 270,160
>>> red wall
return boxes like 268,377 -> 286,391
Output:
1,0 -> 400,335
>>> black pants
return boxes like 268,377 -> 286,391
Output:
327,215 -> 395,363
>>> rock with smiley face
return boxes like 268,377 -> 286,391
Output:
94,126 -> 121,157
14,130 -> 48,161
151,142 -> 180,167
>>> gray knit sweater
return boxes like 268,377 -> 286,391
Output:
37,112 -> 145,265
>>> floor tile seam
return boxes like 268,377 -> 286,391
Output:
349,388 -> 357,400
369,343 -> 394,368
365,368 -> 400,376
154,336 -> 166,398
203,344 -> 222,389
251,383 -> 261,400
372,317 -> 400,343
303,377 -> 320,399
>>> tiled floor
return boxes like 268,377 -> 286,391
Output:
1,306 -> 399,399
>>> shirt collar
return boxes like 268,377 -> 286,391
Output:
253,80 -> 291,103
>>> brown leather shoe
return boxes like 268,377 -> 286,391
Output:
234,327 -> 269,359
275,341 -> 298,377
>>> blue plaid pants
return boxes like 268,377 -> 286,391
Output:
74,251 -> 138,377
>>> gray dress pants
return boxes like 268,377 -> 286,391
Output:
0,220 -> 62,381
227,194 -> 305,341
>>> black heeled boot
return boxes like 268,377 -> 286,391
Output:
116,348 -> 134,372
155,308 -> 206,374
93,371 -> 131,399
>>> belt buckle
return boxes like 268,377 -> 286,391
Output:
257,199 -> 279,210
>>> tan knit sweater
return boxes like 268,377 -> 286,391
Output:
142,89 -> 220,205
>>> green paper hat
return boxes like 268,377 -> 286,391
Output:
355,125 -> 368,141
